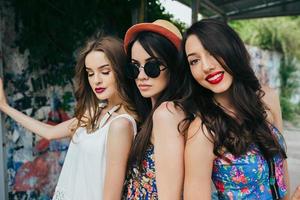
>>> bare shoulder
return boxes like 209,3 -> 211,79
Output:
153,101 -> 185,123
186,116 -> 213,144
109,116 -> 134,133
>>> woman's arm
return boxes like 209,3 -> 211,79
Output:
0,78 -> 76,140
292,186 -> 300,200
262,85 -> 283,132
103,117 -> 135,200
152,102 -> 185,200
184,117 -> 215,200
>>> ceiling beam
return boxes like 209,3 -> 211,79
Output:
227,0 -> 299,17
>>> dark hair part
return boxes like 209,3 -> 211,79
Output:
181,19 -> 286,160
73,34 -> 133,133
125,31 -> 194,168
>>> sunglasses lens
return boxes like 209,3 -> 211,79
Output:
126,63 -> 139,79
144,60 -> 161,78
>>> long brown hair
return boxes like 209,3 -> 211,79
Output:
73,34 -> 133,133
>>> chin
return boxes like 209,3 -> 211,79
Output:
95,93 -> 110,100
213,85 -> 231,94
139,91 -> 155,98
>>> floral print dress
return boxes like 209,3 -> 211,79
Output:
212,125 -> 287,199
123,144 -> 158,200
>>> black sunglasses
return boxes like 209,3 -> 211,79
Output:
126,60 -> 167,79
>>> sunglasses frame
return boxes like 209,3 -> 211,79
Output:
126,59 -> 167,79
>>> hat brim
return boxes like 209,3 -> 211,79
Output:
124,23 -> 181,53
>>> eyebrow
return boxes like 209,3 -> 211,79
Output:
186,53 -> 198,58
131,57 -> 158,63
85,64 -> 109,70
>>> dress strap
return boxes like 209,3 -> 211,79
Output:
99,105 -> 121,128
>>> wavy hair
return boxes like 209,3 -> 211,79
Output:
73,34 -> 134,133
181,19 -> 286,160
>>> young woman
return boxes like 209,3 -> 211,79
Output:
182,19 -> 289,200
0,35 -> 137,200
122,20 -> 192,199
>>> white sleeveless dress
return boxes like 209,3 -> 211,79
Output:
52,108 -> 137,200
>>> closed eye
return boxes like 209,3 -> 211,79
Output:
86,71 -> 94,77
101,71 -> 110,75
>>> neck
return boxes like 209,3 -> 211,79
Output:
104,94 -> 122,112
214,91 -> 236,114
150,97 -> 157,108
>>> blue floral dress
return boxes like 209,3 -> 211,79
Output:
123,144 -> 158,200
212,125 -> 287,199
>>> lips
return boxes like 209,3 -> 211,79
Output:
95,87 -> 105,94
138,84 -> 151,91
205,71 -> 224,84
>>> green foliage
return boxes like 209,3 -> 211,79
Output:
145,0 -> 186,32
230,17 -> 300,121
9,0 -> 133,86
7,0 -> 179,87
280,96 -> 295,121
279,58 -> 299,98
279,57 -> 299,120
229,17 -> 300,60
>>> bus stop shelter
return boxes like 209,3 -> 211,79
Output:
177,0 -> 300,22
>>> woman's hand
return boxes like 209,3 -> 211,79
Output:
0,78 -> 8,109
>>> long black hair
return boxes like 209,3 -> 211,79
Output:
125,31 -> 194,168
181,19 -> 286,160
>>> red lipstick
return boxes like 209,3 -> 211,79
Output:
205,71 -> 224,84
95,87 -> 105,93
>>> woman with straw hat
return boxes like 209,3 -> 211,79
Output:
122,19 -> 193,199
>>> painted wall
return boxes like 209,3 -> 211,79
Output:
1,3 -> 74,199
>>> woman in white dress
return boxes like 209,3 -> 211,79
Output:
0,35 -> 137,200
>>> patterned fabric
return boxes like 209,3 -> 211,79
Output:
123,144 -> 158,200
212,125 -> 287,200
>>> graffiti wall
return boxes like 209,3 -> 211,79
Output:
4,67 -> 74,200
1,3 -> 75,199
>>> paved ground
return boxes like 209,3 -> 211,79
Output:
284,123 -> 300,193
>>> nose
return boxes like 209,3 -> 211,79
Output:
93,73 -> 102,85
136,66 -> 148,80
202,56 -> 215,73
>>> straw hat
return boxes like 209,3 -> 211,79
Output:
124,19 -> 182,52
